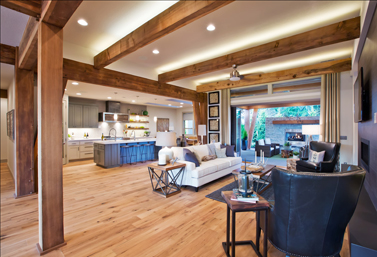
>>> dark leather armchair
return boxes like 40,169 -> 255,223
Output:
266,167 -> 366,257
296,141 -> 340,173
255,140 -> 275,157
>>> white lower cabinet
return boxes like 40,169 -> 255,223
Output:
68,140 -> 97,161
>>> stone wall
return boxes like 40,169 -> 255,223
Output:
265,117 -> 320,145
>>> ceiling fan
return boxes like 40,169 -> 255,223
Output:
229,64 -> 244,81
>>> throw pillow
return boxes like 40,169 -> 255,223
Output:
183,149 -> 200,167
220,144 -> 235,157
258,139 -> 265,146
207,144 -> 216,156
265,138 -> 271,144
215,148 -> 227,158
202,155 -> 217,162
309,149 -> 325,163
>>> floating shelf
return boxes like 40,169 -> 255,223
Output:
127,121 -> 149,123
124,128 -> 149,130
129,114 -> 149,117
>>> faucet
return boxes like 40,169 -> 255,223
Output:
109,128 -> 117,141
130,130 -> 136,140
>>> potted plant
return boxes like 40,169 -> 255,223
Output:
241,126 -> 248,150
293,151 -> 299,159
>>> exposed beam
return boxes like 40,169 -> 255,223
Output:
159,17 -> 360,83
0,43 -> 16,65
230,82 -> 321,98
197,58 -> 351,92
241,101 -> 321,110
0,0 -> 41,18
94,0 -> 234,69
18,1 -> 82,70
63,58 -> 206,103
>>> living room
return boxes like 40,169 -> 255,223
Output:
1,1 -> 377,257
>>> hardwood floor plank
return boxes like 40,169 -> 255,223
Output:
0,161 -> 349,257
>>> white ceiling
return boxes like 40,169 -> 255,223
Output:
2,1 -> 361,96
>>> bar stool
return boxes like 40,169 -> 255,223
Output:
120,145 -> 131,165
130,144 -> 142,164
140,143 -> 150,163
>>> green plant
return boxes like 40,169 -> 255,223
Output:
284,142 -> 290,147
68,134 -> 71,138
241,125 -> 248,140
293,151 -> 299,156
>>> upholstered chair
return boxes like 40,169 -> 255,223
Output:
296,141 -> 341,173
265,167 -> 365,257
255,139 -> 275,157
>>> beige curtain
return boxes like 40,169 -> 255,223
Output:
320,73 -> 340,143
221,89 -> 231,144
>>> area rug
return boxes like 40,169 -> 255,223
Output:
205,181 -> 274,203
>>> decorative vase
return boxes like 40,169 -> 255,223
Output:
143,110 -> 148,115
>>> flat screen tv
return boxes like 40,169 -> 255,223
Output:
354,67 -> 367,122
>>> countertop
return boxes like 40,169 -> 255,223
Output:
69,137 -> 154,142
68,138 -> 102,141
94,138 -> 156,145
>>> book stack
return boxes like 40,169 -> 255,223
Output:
231,189 -> 259,204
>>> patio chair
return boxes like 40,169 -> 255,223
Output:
265,138 -> 280,155
255,139 -> 275,157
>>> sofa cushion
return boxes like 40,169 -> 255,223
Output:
192,145 -> 209,164
210,158 -> 231,170
207,144 -> 216,155
171,146 -> 194,160
191,162 -> 219,178
265,138 -> 271,144
258,139 -> 265,146
184,149 -> 200,167
226,157 -> 243,166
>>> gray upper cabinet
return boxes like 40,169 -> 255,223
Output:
83,105 -> 99,128
69,104 -> 98,128
69,104 -> 82,128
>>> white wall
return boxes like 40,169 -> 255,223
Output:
146,106 -> 179,137
1,98 -> 8,161
7,78 -> 16,183
339,71 -> 355,165
175,107 -> 194,136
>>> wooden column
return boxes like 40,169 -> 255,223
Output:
247,109 -> 258,150
36,21 -> 65,255
199,99 -> 208,144
15,47 -> 35,197
193,102 -> 201,136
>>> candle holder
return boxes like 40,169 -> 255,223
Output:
238,170 -> 254,198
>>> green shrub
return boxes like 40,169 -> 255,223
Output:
241,125 -> 248,140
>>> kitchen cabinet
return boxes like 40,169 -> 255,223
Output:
69,104 -> 82,128
68,140 -> 98,161
68,142 -> 80,160
83,105 -> 99,128
94,143 -> 120,168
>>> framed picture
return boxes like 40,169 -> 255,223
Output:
208,91 -> 219,105
209,133 -> 220,143
209,106 -> 219,118
156,118 -> 169,132
7,110 -> 14,141
209,119 -> 220,131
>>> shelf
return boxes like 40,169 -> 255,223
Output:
127,121 -> 149,123
129,114 -> 149,117
124,128 -> 149,130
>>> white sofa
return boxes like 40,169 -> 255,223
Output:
171,143 -> 242,191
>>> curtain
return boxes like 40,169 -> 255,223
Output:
320,73 -> 340,143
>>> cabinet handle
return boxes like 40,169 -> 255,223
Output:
84,146 -> 92,148
85,153 -> 92,155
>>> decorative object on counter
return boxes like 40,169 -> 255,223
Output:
101,133 -> 104,141
156,132 -> 176,162
209,119 -> 219,131
198,124 -> 207,145
170,157 -> 178,166
181,134 -> 187,147
71,132 -> 75,140
209,106 -> 219,118
144,131 -> 150,137
68,134 -> 71,139
143,110 -> 148,115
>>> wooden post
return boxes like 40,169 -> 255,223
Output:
14,47 -> 35,197
193,102 -> 201,137
199,99 -> 208,144
247,109 -> 258,150
36,21 -> 66,255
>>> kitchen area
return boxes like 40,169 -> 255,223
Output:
65,97 -> 162,168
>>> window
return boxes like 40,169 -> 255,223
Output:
183,113 -> 194,135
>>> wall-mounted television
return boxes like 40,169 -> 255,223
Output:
354,67 -> 368,122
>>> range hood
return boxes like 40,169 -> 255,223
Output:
98,101 -> 129,123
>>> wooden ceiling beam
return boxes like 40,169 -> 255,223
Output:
94,0 -> 234,69
242,101 -> 321,110
159,17 -> 360,83
197,58 -> 351,92
0,43 -> 16,65
18,1 -> 82,70
63,58 -> 206,103
0,0 -> 41,18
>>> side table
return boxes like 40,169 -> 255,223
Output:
148,162 -> 186,198
221,191 -> 270,257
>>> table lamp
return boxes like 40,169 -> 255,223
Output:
156,132 -> 177,165
198,125 -> 206,145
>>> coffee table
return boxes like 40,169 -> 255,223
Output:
148,162 -> 186,198
232,164 -> 276,194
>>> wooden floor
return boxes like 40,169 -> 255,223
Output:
1,161 -> 349,257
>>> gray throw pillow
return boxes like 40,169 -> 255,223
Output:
215,148 -> 227,158
207,144 -> 216,156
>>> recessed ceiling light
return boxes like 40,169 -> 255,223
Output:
78,19 -> 88,26
107,97 -> 112,99
153,49 -> 159,54
72,82 -> 79,85
168,104 -> 171,106
76,93 -> 81,95
132,100 -> 135,103
180,102 -> 183,104
207,24 -> 215,31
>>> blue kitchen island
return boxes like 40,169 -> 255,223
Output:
94,138 -> 157,168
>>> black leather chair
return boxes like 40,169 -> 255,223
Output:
266,167 -> 366,257
296,141 -> 340,173
255,140 -> 275,157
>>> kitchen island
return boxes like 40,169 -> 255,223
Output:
94,138 -> 157,168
